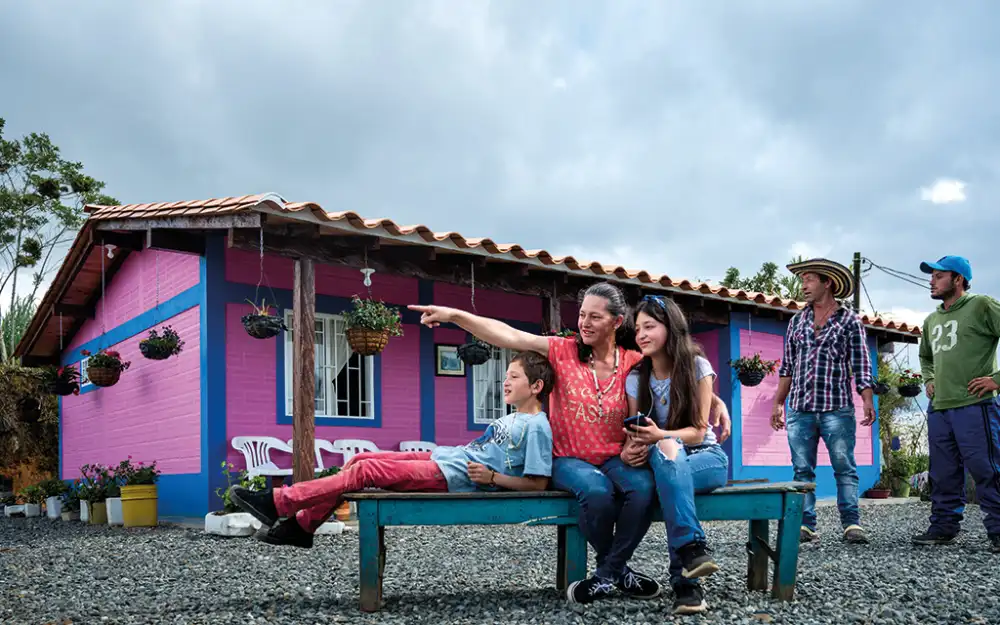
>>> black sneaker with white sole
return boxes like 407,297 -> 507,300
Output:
566,575 -> 616,604
911,528 -> 958,546
678,541 -> 719,579
616,566 -> 662,599
256,517 -> 314,549
673,583 -> 707,615
988,533 -> 1000,553
229,486 -> 280,527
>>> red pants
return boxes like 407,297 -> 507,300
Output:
273,451 -> 448,533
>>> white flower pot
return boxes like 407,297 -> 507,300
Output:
24,503 -> 41,517
204,511 -> 256,537
106,497 -> 124,526
61,510 -> 80,521
46,496 -> 63,519
80,500 -> 90,523
4,504 -> 25,517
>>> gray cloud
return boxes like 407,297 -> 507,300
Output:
2,0 -> 999,330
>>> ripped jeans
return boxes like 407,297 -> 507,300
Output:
649,442 -> 729,588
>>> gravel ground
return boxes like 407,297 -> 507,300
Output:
2,501 -> 999,625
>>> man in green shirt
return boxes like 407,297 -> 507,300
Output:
912,255 -> 1000,553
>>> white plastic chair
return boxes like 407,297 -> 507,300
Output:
400,440 -> 437,452
332,439 -> 380,464
286,438 -> 340,472
231,436 -> 293,479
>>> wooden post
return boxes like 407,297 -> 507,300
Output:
542,281 -> 561,333
292,258 -> 317,483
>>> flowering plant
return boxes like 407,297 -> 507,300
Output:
545,328 -> 578,338
81,349 -> 131,372
77,463 -> 115,503
114,456 -> 161,486
215,461 -> 266,514
139,326 -> 184,359
898,369 -> 922,385
729,352 -> 780,374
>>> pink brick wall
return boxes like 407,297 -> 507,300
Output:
433,283 -> 542,324
224,248 -> 418,305
61,306 -> 202,478
68,249 -> 200,351
224,302 -> 421,470
433,327 -> 473,446
739,329 -> 873,467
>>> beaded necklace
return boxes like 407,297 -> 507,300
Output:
588,347 -> 620,419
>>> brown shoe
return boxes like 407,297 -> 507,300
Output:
800,526 -> 819,543
843,525 -> 869,544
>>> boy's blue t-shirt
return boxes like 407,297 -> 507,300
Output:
625,355 -> 718,447
431,411 -> 553,493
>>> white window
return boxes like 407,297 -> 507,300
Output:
472,346 -> 516,425
80,357 -> 92,388
283,311 -> 375,420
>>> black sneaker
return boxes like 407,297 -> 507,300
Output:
566,575 -> 616,604
800,526 -> 819,543
229,486 -> 280,527
678,542 -> 719,579
912,528 -> 958,546
616,566 -> 662,599
256,517 -> 314,549
673,583 -> 707,615
988,534 -> 1000,553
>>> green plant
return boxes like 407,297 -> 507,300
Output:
343,296 -> 403,336
245,298 -> 277,317
80,349 -> 131,373
17,483 -> 45,505
114,456 -> 161,486
545,328 -> 578,338
39,477 -> 68,498
140,326 -> 184,357
316,466 -> 341,479
898,369 -> 922,385
61,482 -> 81,511
728,352 -> 780,374
215,461 -> 266,514
77,463 -> 114,503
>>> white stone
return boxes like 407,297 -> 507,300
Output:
204,512 -> 256,537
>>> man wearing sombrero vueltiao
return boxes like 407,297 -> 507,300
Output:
769,258 -> 876,545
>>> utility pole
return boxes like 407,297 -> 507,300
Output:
852,252 -> 862,312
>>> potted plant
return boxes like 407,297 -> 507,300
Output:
116,457 -> 161,527
887,450 -> 915,497
61,485 -> 81,521
139,326 -> 185,360
343,296 -> 403,356
80,349 -> 131,387
40,478 -> 69,519
897,369 -> 922,398
728,353 -> 780,387
863,477 -> 891,499
44,366 -> 80,396
17,484 -> 45,517
106,462 -> 126,526
545,328 -> 578,338
206,461 -> 267,537
457,336 -> 492,365
78,463 -> 113,524
872,377 -> 890,395
241,299 -> 287,339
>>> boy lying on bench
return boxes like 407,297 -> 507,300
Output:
229,351 -> 556,548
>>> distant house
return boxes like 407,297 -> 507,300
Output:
14,193 -> 922,518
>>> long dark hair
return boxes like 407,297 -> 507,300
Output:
574,282 -> 636,362
632,295 -> 705,430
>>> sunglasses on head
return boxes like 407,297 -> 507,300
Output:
642,294 -> 668,309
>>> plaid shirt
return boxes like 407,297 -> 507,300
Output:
778,304 -> 874,413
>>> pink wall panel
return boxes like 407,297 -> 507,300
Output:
560,301 -> 580,330
224,248 -> 418,305
433,283 -> 542,324
224,302 -> 421,470
433,327 -> 473,446
68,249 -> 200,351
739,329 -> 873,466
693,329 -> 720,389
61,306 -> 202,478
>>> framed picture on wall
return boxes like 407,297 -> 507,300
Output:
435,344 -> 466,377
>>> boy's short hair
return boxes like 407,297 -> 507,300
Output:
511,351 -> 555,402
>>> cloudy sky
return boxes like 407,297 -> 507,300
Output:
2,0 -> 998,346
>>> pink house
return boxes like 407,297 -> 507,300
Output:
14,194 -> 923,518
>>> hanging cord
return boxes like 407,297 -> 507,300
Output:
100,243 -> 107,348
154,249 -> 160,324
251,226 -> 279,311
59,313 -> 63,352
363,245 -> 374,297
470,260 -> 477,313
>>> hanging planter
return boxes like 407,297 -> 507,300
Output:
897,369 -> 923,398
241,299 -> 287,339
139,325 -> 185,360
343,296 -> 404,356
872,381 -> 890,395
729,353 -> 780,388
81,349 -> 131,387
43,365 -> 80,396
458,336 -> 492,365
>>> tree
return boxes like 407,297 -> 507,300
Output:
0,117 -> 117,361
720,255 -> 805,300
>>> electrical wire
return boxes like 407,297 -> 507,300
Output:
861,257 -> 930,290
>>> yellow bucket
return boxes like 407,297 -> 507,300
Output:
120,485 -> 158,527
89,501 -> 108,525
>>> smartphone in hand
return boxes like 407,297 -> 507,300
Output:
624,414 -> 647,432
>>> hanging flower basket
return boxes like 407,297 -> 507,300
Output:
241,299 -> 287,339
44,366 -> 80,396
458,337 -> 492,365
897,369 -> 923,398
872,382 -> 890,395
729,353 -> 780,388
898,383 -> 921,398
139,326 -> 185,361
343,296 -> 403,356
81,349 -> 130,387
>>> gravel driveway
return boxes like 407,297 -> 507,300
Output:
2,501 -> 998,624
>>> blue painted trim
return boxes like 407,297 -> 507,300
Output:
224,281 -> 422,325
727,319 -> 744,480
868,335 -> 881,477
418,280 -> 436,442
715,326 -> 734,480
156,472 -> 211,517
60,285 -> 202,366
729,312 -> 789,336
202,235 -> 227,514
58,396 -> 63,480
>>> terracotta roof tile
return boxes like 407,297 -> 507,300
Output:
77,193 -> 922,337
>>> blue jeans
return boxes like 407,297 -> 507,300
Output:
649,443 -> 728,588
551,456 -> 656,580
927,398 -> 1000,535
786,406 -> 860,531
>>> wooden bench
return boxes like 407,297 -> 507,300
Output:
344,480 -> 813,612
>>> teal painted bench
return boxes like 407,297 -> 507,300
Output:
343,480 -> 813,612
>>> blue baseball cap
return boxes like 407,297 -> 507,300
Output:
919,255 -> 972,282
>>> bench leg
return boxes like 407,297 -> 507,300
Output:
746,519 -> 769,592
557,524 -> 588,590
358,501 -> 385,612
772,493 -> 804,601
